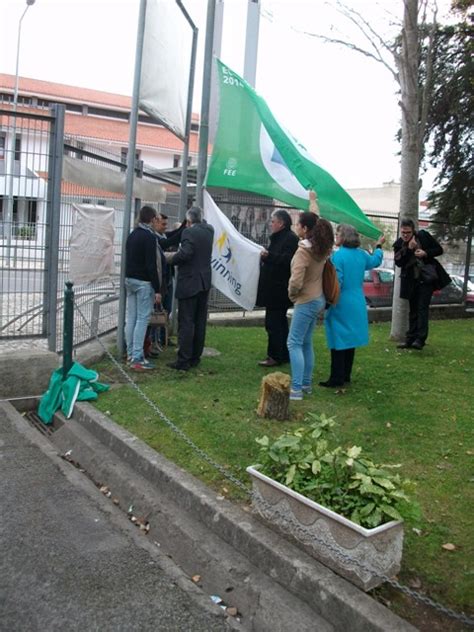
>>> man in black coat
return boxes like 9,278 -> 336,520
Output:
124,205 -> 162,370
166,206 -> 214,371
256,209 -> 299,366
393,218 -> 451,350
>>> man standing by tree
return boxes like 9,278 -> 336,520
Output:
256,209 -> 299,367
393,218 -> 450,350
166,207 -> 214,371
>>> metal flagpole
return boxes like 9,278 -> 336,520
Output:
243,0 -> 260,88
195,0 -> 216,208
177,1 -> 198,221
117,0 -> 148,357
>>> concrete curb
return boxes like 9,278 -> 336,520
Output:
32,399 -> 415,632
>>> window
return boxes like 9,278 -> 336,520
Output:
14,135 -> 21,161
76,141 -> 85,160
379,271 -> 394,283
120,147 -> 141,172
364,271 -> 372,282
0,133 -> 5,160
26,200 -> 37,224
173,154 -> 180,168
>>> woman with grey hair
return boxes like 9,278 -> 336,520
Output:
321,224 -> 385,387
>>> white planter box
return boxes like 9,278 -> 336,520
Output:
247,465 -> 404,591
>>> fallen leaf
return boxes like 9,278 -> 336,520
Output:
409,577 -> 422,589
412,528 -> 422,536
99,485 -> 109,494
226,606 -> 238,617
112,498 -> 119,505
442,543 -> 456,551
386,422 -> 392,428
192,575 -> 201,583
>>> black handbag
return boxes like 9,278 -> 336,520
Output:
419,263 -> 438,284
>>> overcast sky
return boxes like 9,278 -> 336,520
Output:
1,0 -> 451,189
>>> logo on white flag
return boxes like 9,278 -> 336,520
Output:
212,230 -> 241,296
203,192 -> 263,311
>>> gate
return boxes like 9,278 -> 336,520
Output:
0,101 -> 63,346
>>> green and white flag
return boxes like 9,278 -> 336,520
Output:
206,60 -> 381,239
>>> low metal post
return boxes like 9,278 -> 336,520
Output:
63,281 -> 74,379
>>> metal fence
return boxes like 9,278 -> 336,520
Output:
1,99 -> 472,352
0,101 -> 59,342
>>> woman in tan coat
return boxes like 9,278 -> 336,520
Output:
287,212 -> 334,400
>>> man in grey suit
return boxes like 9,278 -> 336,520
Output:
166,206 -> 214,371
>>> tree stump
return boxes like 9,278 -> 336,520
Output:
257,371 -> 291,421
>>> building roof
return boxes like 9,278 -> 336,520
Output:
0,73 -> 200,153
0,74 -> 199,122
64,112 -> 199,153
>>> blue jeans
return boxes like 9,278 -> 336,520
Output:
287,296 -> 325,392
125,278 -> 155,362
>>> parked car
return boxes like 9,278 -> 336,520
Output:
363,268 -> 394,307
363,268 -> 466,307
450,275 -> 474,307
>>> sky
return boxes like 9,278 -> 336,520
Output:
1,0 -> 451,190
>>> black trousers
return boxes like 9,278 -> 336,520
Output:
407,282 -> 434,346
329,348 -> 355,385
177,290 -> 209,368
265,307 -> 290,363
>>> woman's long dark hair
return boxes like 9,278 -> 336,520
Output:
298,212 -> 334,260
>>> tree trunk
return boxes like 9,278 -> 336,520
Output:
257,372 -> 291,421
390,0 -> 421,340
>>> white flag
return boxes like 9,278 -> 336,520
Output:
69,204 -> 115,285
139,0 -> 194,139
203,191 -> 263,311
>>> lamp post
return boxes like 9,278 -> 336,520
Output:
4,0 -> 36,267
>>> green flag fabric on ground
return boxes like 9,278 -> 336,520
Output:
206,59 -> 381,239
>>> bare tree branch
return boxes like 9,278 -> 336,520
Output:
333,0 -> 397,61
302,31 -> 399,82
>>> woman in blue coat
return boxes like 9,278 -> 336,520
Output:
320,224 -> 385,387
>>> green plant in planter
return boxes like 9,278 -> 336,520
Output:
255,412 -> 420,529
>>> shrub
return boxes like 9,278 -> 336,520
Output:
255,413 -> 420,529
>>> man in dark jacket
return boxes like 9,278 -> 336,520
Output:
166,206 -> 214,371
394,218 -> 451,350
153,213 -> 186,348
256,209 -> 299,366
125,205 -> 162,370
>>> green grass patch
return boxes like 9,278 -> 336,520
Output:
92,319 -> 473,615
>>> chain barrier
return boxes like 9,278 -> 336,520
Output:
73,299 -> 474,628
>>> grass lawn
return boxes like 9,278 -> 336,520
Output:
92,319 -> 473,619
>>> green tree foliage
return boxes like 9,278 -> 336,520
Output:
425,9 -> 474,238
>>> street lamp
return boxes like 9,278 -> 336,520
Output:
4,0 -> 36,266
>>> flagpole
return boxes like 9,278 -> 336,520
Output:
195,0 -> 216,208
117,0 -> 147,357
177,1 -> 198,221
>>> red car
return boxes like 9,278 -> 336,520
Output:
363,268 -> 466,307
363,269 -> 394,307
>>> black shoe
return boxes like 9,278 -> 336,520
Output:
189,359 -> 200,368
167,361 -> 189,371
258,358 -> 280,367
397,341 -> 412,349
411,340 -> 424,350
318,380 -> 344,388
